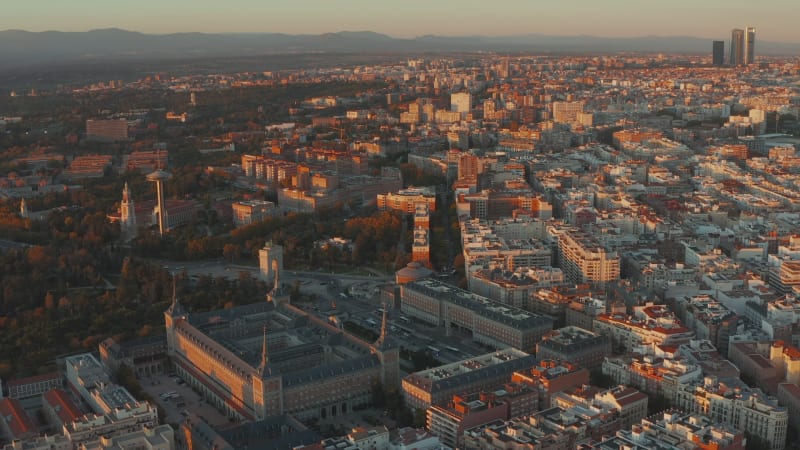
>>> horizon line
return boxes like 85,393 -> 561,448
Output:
2,27 -> 794,44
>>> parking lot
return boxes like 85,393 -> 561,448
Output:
140,372 -> 230,428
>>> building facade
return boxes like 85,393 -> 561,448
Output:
400,279 -> 554,352
165,290 -> 400,422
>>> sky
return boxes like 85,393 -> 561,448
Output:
4,0 -> 800,43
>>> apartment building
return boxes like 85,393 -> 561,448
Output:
536,326 -> 611,369
554,228 -> 620,286
402,348 -> 537,410
593,304 -> 694,351
674,378 -> 787,450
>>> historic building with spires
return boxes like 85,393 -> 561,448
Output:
163,266 -> 400,422
110,180 -> 202,238
120,182 -> 137,241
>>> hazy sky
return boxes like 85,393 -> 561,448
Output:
4,0 -> 800,43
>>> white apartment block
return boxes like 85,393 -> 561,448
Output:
674,378 -> 787,450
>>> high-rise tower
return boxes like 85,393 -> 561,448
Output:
730,28 -> 745,66
712,41 -> 725,66
745,27 -> 756,65
146,169 -> 171,237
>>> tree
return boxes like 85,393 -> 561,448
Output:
44,291 -> 55,310
223,243 -> 242,262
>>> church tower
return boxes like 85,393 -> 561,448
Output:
371,301 -> 400,389
120,182 -> 137,240
165,277 -> 187,353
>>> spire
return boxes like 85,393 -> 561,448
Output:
376,301 -> 388,347
259,325 -> 269,374
167,275 -> 185,316
172,276 -> 177,306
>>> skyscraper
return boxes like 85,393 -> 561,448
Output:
730,28 -> 745,66
745,27 -> 756,65
712,40 -> 725,66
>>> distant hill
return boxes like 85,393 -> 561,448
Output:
0,28 -> 798,70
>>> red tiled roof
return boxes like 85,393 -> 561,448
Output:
43,389 -> 83,424
0,398 -> 37,438
784,345 -> 800,360
613,389 -> 648,406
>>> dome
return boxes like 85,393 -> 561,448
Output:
395,261 -> 433,284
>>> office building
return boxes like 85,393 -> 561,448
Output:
232,200 -> 275,227
4,372 -> 63,399
730,28 -> 745,66
377,187 -> 437,213
713,40 -> 725,66
745,27 -> 756,65
61,353 -> 161,449
86,119 -> 128,142
99,335 -> 168,378
460,190 -> 553,221
64,154 -> 113,179
552,101 -> 584,124
450,92 -> 472,118
400,279 -> 554,352
123,149 -> 168,173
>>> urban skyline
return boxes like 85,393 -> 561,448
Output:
3,0 -> 800,43
2,1 -> 800,449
